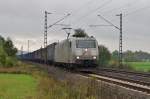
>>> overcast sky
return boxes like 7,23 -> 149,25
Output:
0,0 -> 150,52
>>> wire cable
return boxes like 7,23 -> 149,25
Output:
101,0 -> 139,14
72,0 -> 112,25
124,5 -> 150,17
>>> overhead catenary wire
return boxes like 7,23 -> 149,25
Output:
97,14 -> 120,30
123,5 -> 150,17
101,0 -> 140,14
89,25 -> 113,27
72,0 -> 112,25
69,0 -> 97,16
68,0 -> 104,23
77,0 -> 143,27
58,0 -> 100,27
105,2 -> 150,22
106,4 -> 150,23
72,0 -> 136,27
47,0 -> 111,31
48,13 -> 71,28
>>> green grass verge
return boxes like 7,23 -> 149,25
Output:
0,74 -> 37,99
126,62 -> 150,72
0,62 -> 147,99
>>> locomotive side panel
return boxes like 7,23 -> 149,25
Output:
54,40 -> 72,64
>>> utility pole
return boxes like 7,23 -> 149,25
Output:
21,46 -> 23,59
44,11 -> 48,64
44,11 -> 52,48
28,40 -> 29,53
117,13 -> 123,67
90,14 -> 123,66
44,11 -> 47,48
44,11 -> 52,64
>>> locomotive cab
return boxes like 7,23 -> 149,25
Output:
73,37 -> 99,66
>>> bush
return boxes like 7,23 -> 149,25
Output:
121,64 -> 134,70
98,45 -> 111,66
5,57 -> 17,67
109,60 -> 119,68
0,47 -> 7,66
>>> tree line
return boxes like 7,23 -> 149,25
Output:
113,50 -> 150,62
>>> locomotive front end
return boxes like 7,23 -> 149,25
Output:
74,38 -> 99,66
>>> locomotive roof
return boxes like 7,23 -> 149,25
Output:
69,37 -> 96,41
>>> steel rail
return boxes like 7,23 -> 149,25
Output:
79,71 -> 150,94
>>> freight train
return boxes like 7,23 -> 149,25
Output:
21,37 -> 99,68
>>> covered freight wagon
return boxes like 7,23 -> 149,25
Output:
47,42 -> 57,64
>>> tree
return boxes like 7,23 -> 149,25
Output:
3,38 -> 17,57
72,28 -> 89,37
0,36 -> 18,67
112,50 -> 119,61
0,43 -> 7,66
98,45 -> 111,66
0,36 -> 5,43
123,50 -> 135,62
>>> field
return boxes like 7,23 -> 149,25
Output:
127,62 -> 150,72
0,74 -> 37,99
0,62 -> 149,99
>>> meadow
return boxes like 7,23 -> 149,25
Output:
0,74 -> 37,99
126,62 -> 150,72
0,62 -> 149,99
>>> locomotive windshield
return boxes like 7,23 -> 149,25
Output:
76,40 -> 96,48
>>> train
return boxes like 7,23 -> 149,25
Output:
21,36 -> 99,68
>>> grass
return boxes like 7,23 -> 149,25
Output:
0,74 -> 37,99
126,62 -> 150,72
0,62 -> 149,99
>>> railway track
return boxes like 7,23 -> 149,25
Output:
26,61 -> 150,94
97,68 -> 150,86
99,68 -> 150,77
76,68 -> 150,94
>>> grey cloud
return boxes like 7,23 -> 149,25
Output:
0,0 -> 150,52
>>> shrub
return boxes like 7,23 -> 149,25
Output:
98,45 -> 111,66
0,47 -> 7,66
5,57 -> 17,67
109,60 -> 119,68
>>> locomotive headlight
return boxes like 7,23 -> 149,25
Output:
76,56 -> 80,59
93,56 -> 96,59
85,48 -> 88,52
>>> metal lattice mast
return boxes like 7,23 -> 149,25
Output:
44,11 -> 48,48
44,11 -> 52,63
44,11 -> 49,64
117,13 -> 123,66
28,40 -> 29,53
21,46 -> 23,58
